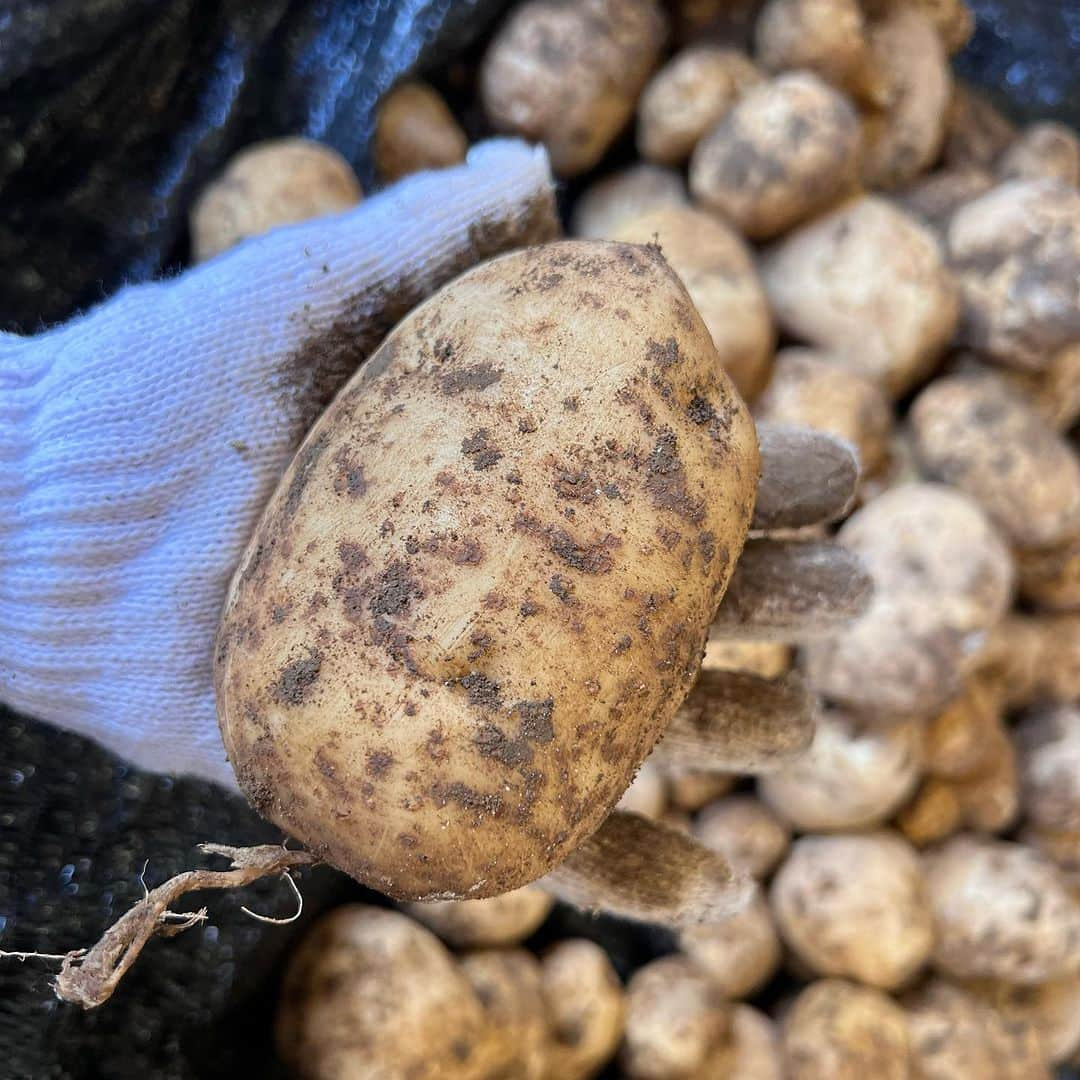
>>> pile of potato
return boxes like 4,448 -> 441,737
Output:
192,0 -> 1079,1074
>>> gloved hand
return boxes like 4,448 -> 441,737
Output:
0,138 -> 557,789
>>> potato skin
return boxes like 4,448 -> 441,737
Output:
690,72 -> 861,240
480,0 -> 666,176
374,81 -> 468,184
911,372 -> 1080,551
190,138 -> 362,262
761,197 -> 959,399
215,240 -> 759,900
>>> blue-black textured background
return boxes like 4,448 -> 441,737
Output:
0,2 -> 1076,1076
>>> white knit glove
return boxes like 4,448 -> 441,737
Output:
0,139 -> 556,789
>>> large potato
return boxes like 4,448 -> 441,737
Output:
215,240 -> 759,900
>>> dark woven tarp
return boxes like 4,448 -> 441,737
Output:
0,1 -> 1077,1077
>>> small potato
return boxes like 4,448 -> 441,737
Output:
804,484 -> 1014,718
679,891 -> 782,998
1015,704 -> 1080,835
921,678 -> 1000,780
718,1005 -> 782,1080
963,975 -> 1080,1066
215,240 -> 759,900
190,137 -> 362,262
693,795 -> 790,878
276,905 -> 494,1080
896,778 -> 963,847
781,979 -> 911,1080
895,167 -> 995,235
701,638 -> 791,678
753,0 -> 881,104
664,766 -> 735,812
690,72 -> 861,240
459,949 -> 549,1079
904,979 -> 1049,1079
621,955 -> 729,1079
944,82 -> 1018,170
612,206 -> 775,399
758,711 -> 922,830
616,761 -> 668,819
542,939 -> 626,1080
637,47 -> 762,165
999,122 -> 1080,187
403,886 -> 553,948
860,11 -> 952,190
761,197 -> 959,398
771,831 -> 934,990
923,835 -> 1080,984
911,372 -> 1080,551
373,81 -> 468,184
571,164 -> 689,239
947,179 -> 1080,371
480,0 -> 667,175
755,348 -> 892,476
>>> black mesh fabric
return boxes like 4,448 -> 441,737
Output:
0,1 -> 1077,1077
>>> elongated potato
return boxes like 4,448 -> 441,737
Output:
215,240 -> 759,900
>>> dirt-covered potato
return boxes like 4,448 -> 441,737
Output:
190,138 -> 362,262
924,835 -> 1080,984
693,795 -> 790,878
541,939 -> 626,1080
761,198 -> 959,398
480,0 -> 666,176
373,81 -> 468,184
1015,704 -> 1080,837
804,484 -> 1013,718
612,206 -> 775,399
755,348 -> 892,476
459,949 -> 549,1079
690,72 -> 861,240
771,831 -> 934,990
753,0 -> 881,103
999,122 -> 1080,187
571,164 -> 689,239
1018,536 -> 1080,611
215,240 -> 759,901
276,905 -> 497,1080
912,372 -> 1080,552
895,167 -> 995,235
970,343 -> 1080,434
616,761 -> 668,818
947,179 -> 1080,371
943,83 -> 1018,170
680,891 -> 782,998
759,711 -> 922,830
904,979 -> 1049,1079
701,639 -> 791,678
963,975 -> 1080,1066
860,11 -> 952,190
637,46 -> 762,165
781,979 -> 911,1080
621,955 -> 729,1079
403,885 -> 553,948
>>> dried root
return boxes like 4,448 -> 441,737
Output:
1,843 -> 316,1009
